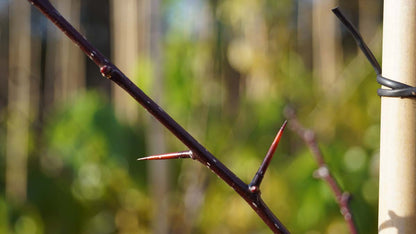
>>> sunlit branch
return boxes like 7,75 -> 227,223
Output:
27,0 -> 290,233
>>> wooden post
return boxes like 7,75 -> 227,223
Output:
379,1 -> 416,233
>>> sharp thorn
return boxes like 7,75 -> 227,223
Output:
137,150 -> 192,161
263,120 -> 288,165
249,120 -> 287,191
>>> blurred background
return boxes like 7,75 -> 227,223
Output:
0,0 -> 383,233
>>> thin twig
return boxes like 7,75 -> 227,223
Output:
27,0 -> 290,232
284,107 -> 358,234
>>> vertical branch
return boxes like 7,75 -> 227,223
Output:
284,107 -> 357,234
379,1 -> 416,233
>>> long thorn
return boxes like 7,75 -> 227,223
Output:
249,120 -> 287,192
138,150 -> 192,161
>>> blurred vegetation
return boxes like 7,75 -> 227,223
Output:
0,0 -> 383,233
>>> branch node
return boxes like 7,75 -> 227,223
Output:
100,64 -> 122,79
100,65 -> 112,78
313,165 -> 329,179
249,185 -> 260,194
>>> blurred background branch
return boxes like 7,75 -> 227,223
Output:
284,106 -> 357,234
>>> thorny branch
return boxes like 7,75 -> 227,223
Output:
27,0 -> 290,233
284,107 -> 358,234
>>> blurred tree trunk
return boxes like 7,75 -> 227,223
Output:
0,8 -> 8,111
223,53 -> 242,116
111,0 -> 170,233
358,0 -> 381,42
312,0 -> 342,97
110,0 -> 140,124
214,19 -> 242,116
147,0 -> 170,233
6,0 -> 31,204
45,0 -> 85,107
296,0 -> 313,69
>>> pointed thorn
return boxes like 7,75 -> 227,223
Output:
249,120 -> 287,191
263,120 -> 288,166
137,150 -> 192,161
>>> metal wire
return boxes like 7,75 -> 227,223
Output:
332,7 -> 416,98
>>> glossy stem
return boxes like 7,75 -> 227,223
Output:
27,0 -> 289,233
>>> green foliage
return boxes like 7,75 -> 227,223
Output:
158,1 -> 380,231
2,92 -> 152,234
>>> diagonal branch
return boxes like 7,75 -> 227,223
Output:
284,107 -> 357,234
27,0 -> 290,233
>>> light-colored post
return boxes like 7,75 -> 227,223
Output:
379,1 -> 416,233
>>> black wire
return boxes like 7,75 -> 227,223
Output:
332,7 -> 416,98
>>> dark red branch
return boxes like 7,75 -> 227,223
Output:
284,107 -> 357,234
27,0 -> 289,233
249,120 -> 287,193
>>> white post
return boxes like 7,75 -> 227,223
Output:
379,1 -> 416,233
